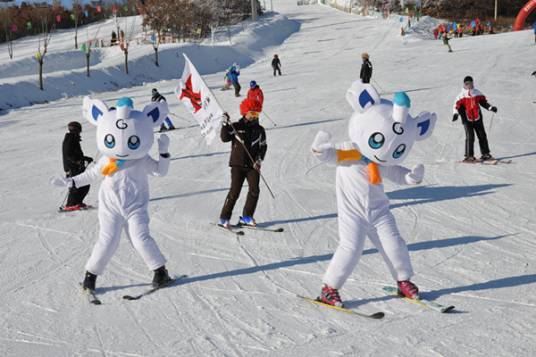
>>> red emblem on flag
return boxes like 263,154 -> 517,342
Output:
180,75 -> 202,113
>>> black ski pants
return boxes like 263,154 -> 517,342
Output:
233,82 -> 241,97
273,66 -> 281,76
463,119 -> 490,158
220,167 -> 260,220
66,184 -> 90,206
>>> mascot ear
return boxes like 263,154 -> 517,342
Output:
142,101 -> 169,127
414,112 -> 437,141
83,96 -> 108,126
346,80 -> 381,113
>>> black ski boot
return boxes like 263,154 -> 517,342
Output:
152,266 -> 172,288
83,271 -> 97,291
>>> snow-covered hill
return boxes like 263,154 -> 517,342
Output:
1,1 -> 536,356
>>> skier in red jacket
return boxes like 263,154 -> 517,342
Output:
247,81 -> 264,109
452,76 -> 497,162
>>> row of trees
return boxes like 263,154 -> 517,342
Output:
420,0 -> 535,19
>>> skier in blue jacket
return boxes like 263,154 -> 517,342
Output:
227,64 -> 241,97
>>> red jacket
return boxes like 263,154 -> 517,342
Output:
247,87 -> 264,108
454,88 -> 490,122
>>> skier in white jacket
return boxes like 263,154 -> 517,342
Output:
311,81 -> 437,306
51,97 -> 173,292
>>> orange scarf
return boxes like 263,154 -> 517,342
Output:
336,149 -> 381,185
101,158 -> 125,176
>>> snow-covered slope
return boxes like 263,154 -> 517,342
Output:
1,1 -> 536,356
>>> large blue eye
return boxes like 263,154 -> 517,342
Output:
368,132 -> 385,149
128,135 -> 140,150
104,134 -> 115,148
393,144 -> 406,159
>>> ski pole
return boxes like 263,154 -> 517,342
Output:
169,112 -> 191,123
372,78 -> 386,94
262,111 -> 278,127
488,113 -> 495,134
59,191 -> 68,208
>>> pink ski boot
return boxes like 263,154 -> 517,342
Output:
397,280 -> 419,299
318,284 -> 343,307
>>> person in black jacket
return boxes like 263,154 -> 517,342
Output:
272,54 -> 281,76
360,52 -> 373,84
218,98 -> 267,228
151,88 -> 176,132
62,121 -> 93,210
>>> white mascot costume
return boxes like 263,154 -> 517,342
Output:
51,97 -> 172,291
311,81 -> 437,306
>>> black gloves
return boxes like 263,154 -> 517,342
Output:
452,113 -> 459,122
222,112 -> 230,126
490,106 -> 497,113
84,156 -> 94,164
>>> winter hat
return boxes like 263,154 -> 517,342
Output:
68,121 -> 82,134
463,76 -> 473,83
152,88 -> 158,94
250,80 -> 257,89
240,98 -> 262,116
362,52 -> 369,60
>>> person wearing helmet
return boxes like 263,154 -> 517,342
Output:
272,54 -> 281,76
360,52 -> 373,84
61,121 -> 93,211
218,98 -> 267,228
151,88 -> 176,132
247,81 -> 264,109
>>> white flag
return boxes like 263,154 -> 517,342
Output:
176,54 -> 224,145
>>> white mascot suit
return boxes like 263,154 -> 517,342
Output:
311,81 -> 437,305
51,97 -> 172,290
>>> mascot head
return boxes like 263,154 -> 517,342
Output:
82,96 -> 168,160
345,81 -> 437,166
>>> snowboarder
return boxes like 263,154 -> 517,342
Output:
311,81 -> 437,307
452,76 -> 498,162
50,97 -> 174,292
61,121 -> 93,211
151,88 -> 176,132
360,52 -> 373,84
218,98 -> 267,228
247,81 -> 264,109
227,63 -> 241,97
272,54 -> 282,76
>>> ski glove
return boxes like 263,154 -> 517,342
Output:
222,112 -> 231,125
84,156 -> 94,164
254,159 -> 262,171
452,114 -> 459,122
405,164 -> 424,185
158,134 -> 170,154
50,176 -> 74,188
490,106 -> 498,113
311,131 -> 334,161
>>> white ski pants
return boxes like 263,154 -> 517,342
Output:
85,208 -> 166,275
323,210 -> 413,289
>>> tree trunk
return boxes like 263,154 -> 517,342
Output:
8,42 -> 13,59
124,50 -> 129,74
154,47 -> 159,67
75,26 -> 78,49
39,59 -> 44,90
86,53 -> 90,77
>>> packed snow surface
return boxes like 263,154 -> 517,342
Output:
1,1 -> 536,356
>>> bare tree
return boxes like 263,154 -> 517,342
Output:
72,0 -> 83,49
35,17 -> 53,90
119,17 -> 136,74
142,0 -> 169,67
2,16 -> 14,59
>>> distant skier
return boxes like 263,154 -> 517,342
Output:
227,63 -> 241,97
218,98 -> 267,228
272,54 -> 282,76
360,52 -> 373,84
533,21 -> 536,44
452,76 -> 498,162
151,88 -> 176,132
222,67 -> 233,91
443,33 -> 453,52
61,121 -> 93,211
247,81 -> 264,109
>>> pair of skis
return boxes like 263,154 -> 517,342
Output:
457,158 -> 512,165
213,222 -> 284,236
81,275 -> 188,305
299,287 -> 454,320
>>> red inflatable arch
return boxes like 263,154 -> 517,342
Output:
513,0 -> 536,31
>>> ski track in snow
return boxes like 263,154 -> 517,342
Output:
2,0 -> 536,356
